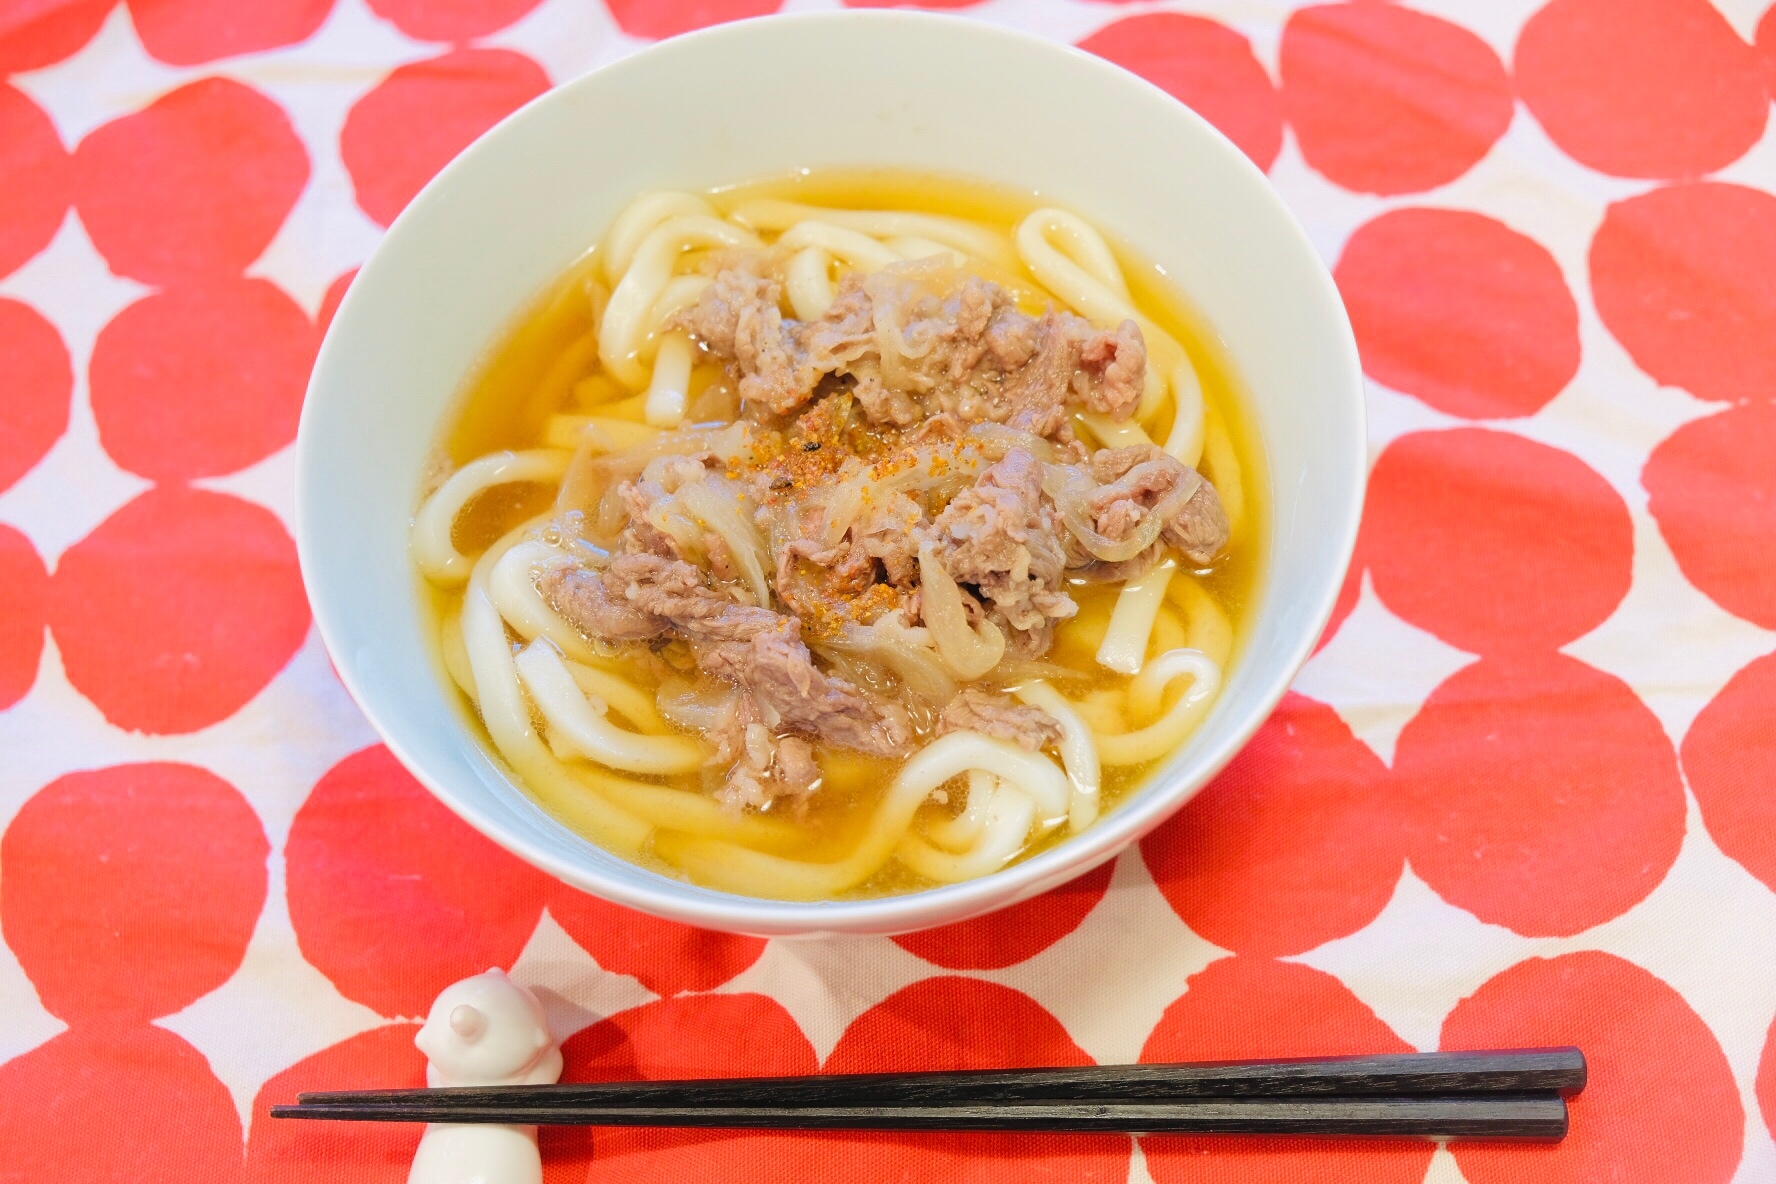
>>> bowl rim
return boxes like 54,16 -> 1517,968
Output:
296,8 -> 1366,935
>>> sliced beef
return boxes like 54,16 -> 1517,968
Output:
909,412 -> 964,445
675,256 -> 1147,441
1162,481 -> 1232,566
769,485 -> 925,625
536,563 -> 666,642
937,688 -> 1061,752
701,689 -> 822,811
703,531 -> 738,582
849,492 -> 925,586
615,477 -> 680,557
717,723 -> 822,812
602,552 -> 777,640
1088,444 -> 1230,566
919,449 -> 1076,654
982,312 -> 1131,436
673,269 -> 872,417
1078,320 -> 1145,417
701,623 -> 911,756
775,735 -> 820,791
545,552 -> 911,758
674,266 -> 757,357
774,532 -> 879,621
869,272 -> 1022,394
765,485 -> 878,622
612,453 -> 720,559
1064,541 -> 1167,585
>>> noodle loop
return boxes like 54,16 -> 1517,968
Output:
600,215 -> 760,387
413,450 -> 571,584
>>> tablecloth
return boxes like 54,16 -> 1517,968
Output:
2,0 -> 1774,1179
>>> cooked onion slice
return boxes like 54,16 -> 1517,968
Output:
674,477 -> 772,607
822,616 -> 957,705
1042,461 -> 1200,564
918,544 -> 1006,679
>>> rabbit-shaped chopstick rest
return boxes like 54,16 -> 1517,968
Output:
408,969 -> 562,1184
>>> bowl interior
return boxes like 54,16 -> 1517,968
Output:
297,12 -> 1365,936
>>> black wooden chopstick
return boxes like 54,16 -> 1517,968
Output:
290,1048 -> 1585,1112
273,1093 -> 1568,1139
272,1049 -> 1582,1139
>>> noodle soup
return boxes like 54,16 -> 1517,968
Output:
414,171 -> 1263,901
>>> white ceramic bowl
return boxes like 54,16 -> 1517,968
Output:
297,11 -> 1365,937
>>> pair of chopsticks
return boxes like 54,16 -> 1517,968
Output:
274,1047 -> 1583,1139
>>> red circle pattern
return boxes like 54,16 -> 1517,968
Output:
1364,428 -> 1633,655
1142,693 -> 1401,958
1442,952 -> 1742,1183
0,84 -> 70,279
1591,182 -> 1776,407
0,1027 -> 244,1184
0,296 -> 70,492
1280,2 -> 1514,195
340,48 -> 549,228
1395,652 -> 1685,937
1140,957 -> 1433,1184
0,762 -> 268,1025
892,859 -> 1113,969
1337,208 -> 1580,419
547,984 -> 1128,1184
1077,14 -> 1282,173
0,0 -> 113,74
248,1024 -> 426,1184
1644,403 -> 1776,630
1761,1012 -> 1776,1149
48,486 -> 310,733
546,993 -> 819,1183
73,76 -> 308,285
285,744 -> 552,1019
366,0 -> 542,42
1761,5 -> 1776,96
603,0 -> 783,39
89,277 -> 317,481
818,977 -> 1130,1184
546,885 -> 766,996
1515,0 -> 1768,180
1682,651 -> 1776,895
0,525 -> 47,708
128,0 -> 334,66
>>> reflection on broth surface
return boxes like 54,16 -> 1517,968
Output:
414,170 -> 1264,901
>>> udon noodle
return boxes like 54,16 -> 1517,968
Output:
414,171 -> 1261,900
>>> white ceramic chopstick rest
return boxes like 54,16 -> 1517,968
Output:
408,969 -> 563,1184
